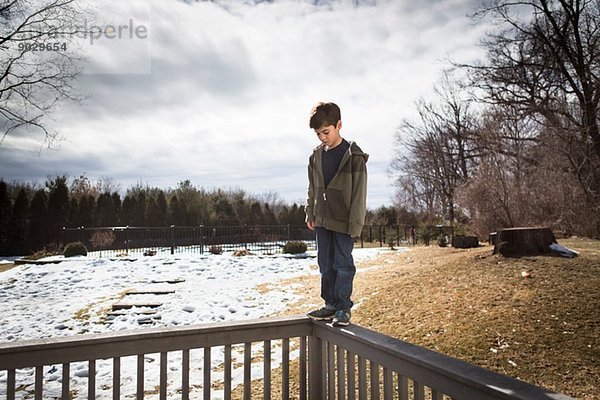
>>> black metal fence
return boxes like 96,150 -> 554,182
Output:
61,224 -> 422,257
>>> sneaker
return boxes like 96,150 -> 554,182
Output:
307,307 -> 336,321
332,309 -> 351,326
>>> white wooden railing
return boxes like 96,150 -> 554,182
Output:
0,316 -> 573,399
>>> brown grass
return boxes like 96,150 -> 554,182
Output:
256,237 -> 599,400
0,263 -> 15,273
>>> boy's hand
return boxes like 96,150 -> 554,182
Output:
306,221 -> 315,230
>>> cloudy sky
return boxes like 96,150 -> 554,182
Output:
0,0 -> 488,208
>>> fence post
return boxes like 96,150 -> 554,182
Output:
379,225 -> 383,247
308,333 -> 323,399
125,226 -> 130,254
170,225 -> 175,255
199,225 -> 204,255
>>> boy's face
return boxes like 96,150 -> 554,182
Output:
314,120 -> 342,148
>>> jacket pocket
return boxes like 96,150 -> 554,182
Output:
325,188 -> 349,221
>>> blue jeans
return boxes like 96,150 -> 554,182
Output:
315,227 -> 356,310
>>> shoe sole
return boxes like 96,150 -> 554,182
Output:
307,314 -> 334,321
331,321 -> 350,327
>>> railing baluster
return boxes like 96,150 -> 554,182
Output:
35,366 -> 43,400
113,357 -> 121,400
263,340 -> 271,400
299,337 -> 307,400
204,347 -> 211,400
62,363 -> 70,399
282,338 -> 289,400
327,342 -> 335,399
7,369 -> 15,400
224,345 -> 232,400
413,380 -> 424,400
321,340 -> 327,397
370,361 -> 380,400
137,354 -> 144,400
244,342 -> 252,400
358,355 -> 367,400
398,374 -> 408,400
308,334 -> 323,399
383,367 -> 393,400
160,352 -> 168,400
182,350 -> 190,400
346,351 -> 356,400
336,345 -> 345,400
88,360 -> 96,400
431,388 -> 443,400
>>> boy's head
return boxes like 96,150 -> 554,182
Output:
309,102 -> 341,130
310,102 -> 343,148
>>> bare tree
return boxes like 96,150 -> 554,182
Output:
0,0 -> 89,146
457,108 -> 538,236
391,74 -> 482,223
463,0 -> 600,209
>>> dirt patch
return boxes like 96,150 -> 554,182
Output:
268,238 -> 599,400
0,263 -> 16,273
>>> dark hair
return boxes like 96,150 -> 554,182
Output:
309,102 -> 341,129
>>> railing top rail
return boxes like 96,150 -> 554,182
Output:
313,322 -> 574,400
0,316 -> 312,369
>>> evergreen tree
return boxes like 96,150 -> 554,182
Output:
156,191 -> 168,226
263,203 -> 277,225
96,192 -> 117,226
134,191 -> 147,226
168,195 -> 188,226
78,194 -> 95,227
121,195 -> 137,226
210,191 -> 235,225
249,201 -> 264,225
279,205 -> 291,225
28,190 -> 49,251
145,197 -> 161,226
0,181 -> 11,244
232,192 -> 250,225
47,176 -> 70,239
7,188 -> 29,254
111,192 -> 122,225
67,197 -> 80,227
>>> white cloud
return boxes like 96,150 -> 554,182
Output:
0,0 -> 488,208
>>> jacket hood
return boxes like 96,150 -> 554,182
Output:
313,140 -> 369,163
348,141 -> 369,162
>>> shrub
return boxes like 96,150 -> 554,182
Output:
63,242 -> 88,257
209,245 -> 223,255
283,240 -> 308,254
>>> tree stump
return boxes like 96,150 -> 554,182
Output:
452,235 -> 479,248
493,227 -> 557,257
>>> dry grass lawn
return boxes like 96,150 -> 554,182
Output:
255,237 -> 599,400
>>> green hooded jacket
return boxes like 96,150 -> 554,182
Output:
305,141 -> 369,237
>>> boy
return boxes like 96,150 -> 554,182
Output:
304,102 -> 368,326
